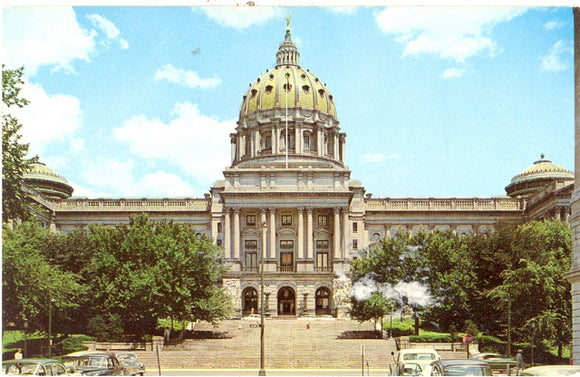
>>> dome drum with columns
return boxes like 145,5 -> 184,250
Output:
232,27 -> 345,170
23,23 -> 574,319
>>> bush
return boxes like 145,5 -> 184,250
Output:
409,334 -> 452,343
53,335 -> 95,356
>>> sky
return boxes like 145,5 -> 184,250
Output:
1,5 -> 575,199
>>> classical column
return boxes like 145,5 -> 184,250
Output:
261,208 -> 268,258
269,208 -> 276,259
333,208 -> 341,261
298,207 -> 304,259
306,208 -> 313,259
233,208 -> 240,259
342,209 -> 349,259
224,209 -> 231,259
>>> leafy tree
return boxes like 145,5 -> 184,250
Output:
2,66 -> 38,223
487,221 -> 572,356
350,291 -> 393,332
2,222 -> 86,332
84,214 -> 232,337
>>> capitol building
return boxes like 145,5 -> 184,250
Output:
24,26 -> 575,318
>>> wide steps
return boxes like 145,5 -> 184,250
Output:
132,319 -> 396,370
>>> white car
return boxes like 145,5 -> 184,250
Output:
390,348 -> 441,376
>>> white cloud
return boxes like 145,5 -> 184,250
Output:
441,67 -> 466,78
540,40 -> 572,72
114,102 -> 233,185
77,158 -> 196,198
155,64 -> 221,89
139,171 -> 196,197
544,20 -> 565,31
87,14 -> 130,50
2,7 -> 96,75
11,81 -> 84,157
200,7 -> 285,29
375,7 -> 528,63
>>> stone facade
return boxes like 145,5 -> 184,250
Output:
27,26 -> 574,321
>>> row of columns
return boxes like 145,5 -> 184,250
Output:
221,207 -> 349,261
230,125 -> 345,164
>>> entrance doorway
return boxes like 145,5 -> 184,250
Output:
243,287 -> 258,315
315,287 -> 332,316
277,287 -> 296,315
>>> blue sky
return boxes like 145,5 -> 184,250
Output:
2,6 -> 574,199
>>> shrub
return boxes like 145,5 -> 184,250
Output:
54,335 -> 95,356
409,334 -> 452,343
87,314 -> 124,341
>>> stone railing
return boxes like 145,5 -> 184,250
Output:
52,198 -> 211,212
366,197 -> 523,211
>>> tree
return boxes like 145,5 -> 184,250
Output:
487,221 -> 572,355
2,222 -> 86,332
350,291 -> 393,334
2,66 -> 38,223
83,214 -> 232,337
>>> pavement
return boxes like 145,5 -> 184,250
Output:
144,368 -> 392,376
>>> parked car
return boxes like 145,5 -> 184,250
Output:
390,349 -> 440,376
519,365 -> 580,376
2,359 -> 69,376
428,359 -> 493,376
63,351 -> 126,375
115,352 -> 145,376
471,352 -> 518,375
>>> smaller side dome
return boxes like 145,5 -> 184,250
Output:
505,154 -> 574,198
24,162 -> 74,199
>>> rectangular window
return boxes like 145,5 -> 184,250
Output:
316,240 -> 329,249
353,239 -> 358,250
280,252 -> 294,266
217,222 -> 222,233
353,222 -> 358,233
280,240 -> 294,249
317,252 -> 329,267
281,215 -> 292,226
246,215 -> 256,226
246,252 -> 258,268
216,239 -> 222,246
318,215 -> 328,226
245,240 -> 258,249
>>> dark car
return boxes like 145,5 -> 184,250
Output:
63,351 -> 126,375
429,359 -> 493,376
471,353 -> 518,375
2,359 -> 69,376
115,352 -> 145,376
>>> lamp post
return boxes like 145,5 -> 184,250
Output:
23,320 -> 28,358
259,222 -> 267,376
48,298 -> 55,358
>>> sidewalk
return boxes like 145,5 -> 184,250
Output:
145,368 -> 392,376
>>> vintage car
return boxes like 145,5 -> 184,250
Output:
519,365 -> 580,376
471,352 -> 518,375
390,349 -> 440,376
115,352 -> 146,376
428,359 -> 493,376
63,351 -> 125,375
2,359 -> 69,376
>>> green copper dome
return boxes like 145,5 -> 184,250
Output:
239,28 -> 337,119
24,162 -> 74,199
505,154 -> 574,198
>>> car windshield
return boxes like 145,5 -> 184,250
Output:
70,356 -> 109,368
403,353 -> 436,361
3,362 -> 42,375
444,366 -> 492,376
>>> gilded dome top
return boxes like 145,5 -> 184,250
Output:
505,154 -> 574,198
24,162 -> 74,199
239,28 -> 337,119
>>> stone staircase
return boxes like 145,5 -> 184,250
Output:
132,318 -> 397,370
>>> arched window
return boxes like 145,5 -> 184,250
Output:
277,287 -> 296,315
